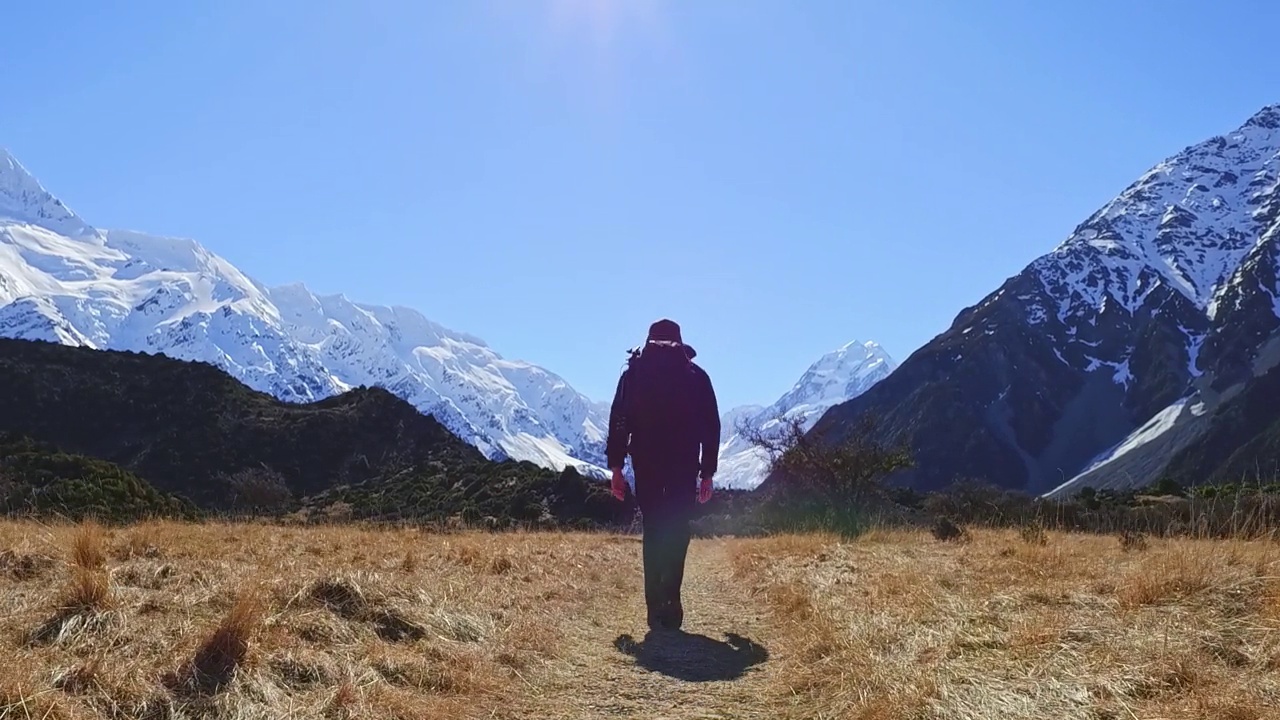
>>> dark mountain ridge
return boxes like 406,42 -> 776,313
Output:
0,338 -> 619,524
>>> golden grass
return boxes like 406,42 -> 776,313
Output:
731,528 -> 1280,720
69,521 -> 106,571
1,520 -> 1277,719
0,520 -> 641,720
179,591 -> 265,692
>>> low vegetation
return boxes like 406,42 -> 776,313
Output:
0,434 -> 198,522
732,528 -> 1280,720
3,519 -> 1277,719
0,520 -> 642,719
726,411 -> 1280,541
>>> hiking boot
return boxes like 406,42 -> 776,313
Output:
647,605 -> 665,631
660,598 -> 683,631
648,601 -> 679,631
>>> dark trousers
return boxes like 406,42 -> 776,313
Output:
635,466 -> 695,625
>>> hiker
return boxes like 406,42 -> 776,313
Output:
607,319 -> 720,631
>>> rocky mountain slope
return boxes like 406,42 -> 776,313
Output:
811,103 -> 1280,495
717,341 -> 895,488
0,149 -> 610,474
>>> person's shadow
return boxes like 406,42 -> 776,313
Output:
613,630 -> 769,682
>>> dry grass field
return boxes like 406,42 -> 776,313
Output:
1,520 -> 1278,719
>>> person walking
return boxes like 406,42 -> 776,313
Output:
606,319 -> 720,631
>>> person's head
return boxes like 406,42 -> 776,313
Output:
644,318 -> 696,359
646,319 -> 682,346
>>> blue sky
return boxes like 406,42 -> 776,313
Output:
2,1 -> 1278,410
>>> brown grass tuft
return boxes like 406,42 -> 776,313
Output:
0,549 -> 57,581
1116,549 -> 1216,607
0,679 -> 78,720
400,550 -> 418,573
325,680 -> 360,720
269,651 -> 338,689
487,553 -> 516,575
111,526 -> 163,561
53,658 -> 103,695
69,520 -> 107,571
308,576 -> 371,619
61,566 -> 113,614
1120,529 -> 1150,552
180,591 -> 264,692
1019,521 -> 1048,546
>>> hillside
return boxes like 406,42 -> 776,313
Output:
813,103 -> 1280,495
0,338 -> 618,524
1161,357 -> 1280,485
0,434 -> 196,521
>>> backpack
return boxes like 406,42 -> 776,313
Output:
622,343 -> 702,455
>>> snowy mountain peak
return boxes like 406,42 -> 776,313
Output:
1024,102 -> 1280,332
0,149 -> 93,238
827,102 -> 1280,496
786,339 -> 895,405
822,339 -> 892,368
0,149 -> 611,476
1244,103 -> 1280,131
716,340 -> 897,488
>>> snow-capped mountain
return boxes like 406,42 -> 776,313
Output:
0,148 -> 610,474
717,341 -> 895,489
811,103 -> 1280,495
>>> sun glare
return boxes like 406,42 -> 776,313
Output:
546,0 -> 662,51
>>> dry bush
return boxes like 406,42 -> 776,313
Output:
399,550 -> 418,573
932,516 -> 968,542
25,525 -> 119,647
1116,544 -> 1220,608
1019,521 -> 1048,546
487,553 -> 516,575
52,658 -> 103,695
1121,528 -> 1150,552
323,680 -> 360,720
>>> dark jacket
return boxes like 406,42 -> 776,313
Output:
606,343 -> 720,478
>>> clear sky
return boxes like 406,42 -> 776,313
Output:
1,1 -> 1278,410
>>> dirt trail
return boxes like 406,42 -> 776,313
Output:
511,537 -> 783,720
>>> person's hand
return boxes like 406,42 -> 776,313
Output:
611,468 -> 627,501
698,474 -> 714,504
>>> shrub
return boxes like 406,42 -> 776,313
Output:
218,467 -> 295,515
0,435 -> 197,522
739,413 -> 913,535
1120,530 -> 1149,552
1019,521 -> 1048,546
932,517 -> 968,543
